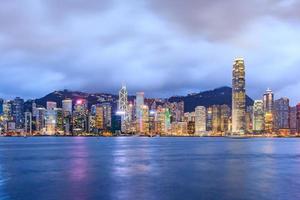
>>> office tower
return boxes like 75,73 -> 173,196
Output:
62,99 -> 73,115
289,106 -> 297,134
73,99 -> 88,134
263,89 -> 274,113
12,97 -> 24,129
297,104 -> 300,134
135,92 -> 144,117
101,103 -> 112,129
95,105 -> 104,130
140,105 -> 149,134
136,92 -> 145,133
118,85 -> 128,132
195,106 -> 206,134
220,105 -> 231,133
88,115 -> 96,133
232,58 -> 246,135
32,102 -> 38,117
212,105 -> 221,134
156,107 -> 171,135
206,107 -> 213,131
245,106 -> 253,133
253,100 -> 264,133
274,98 -> 290,131
264,112 -> 274,134
46,109 -> 56,135
24,112 -> 32,135
263,89 -> 274,133
127,103 -> 134,123
149,110 -> 156,135
55,108 -> 64,134
36,108 -> 46,133
3,100 -> 12,121
47,101 -> 57,110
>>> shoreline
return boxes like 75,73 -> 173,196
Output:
1,135 -> 300,138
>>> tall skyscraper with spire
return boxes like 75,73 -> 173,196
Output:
232,58 -> 246,135
118,85 -> 128,132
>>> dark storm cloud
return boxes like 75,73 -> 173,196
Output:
0,0 -> 300,104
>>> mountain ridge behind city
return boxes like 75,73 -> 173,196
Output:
27,86 -> 254,113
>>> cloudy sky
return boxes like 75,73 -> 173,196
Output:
0,0 -> 300,104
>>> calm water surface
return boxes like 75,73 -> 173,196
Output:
0,137 -> 300,200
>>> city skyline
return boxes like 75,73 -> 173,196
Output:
0,1 -> 300,104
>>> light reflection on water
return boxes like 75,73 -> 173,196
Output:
0,137 -> 300,200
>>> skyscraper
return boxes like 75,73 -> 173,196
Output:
136,92 -> 145,133
36,108 -> 46,133
212,105 -> 221,134
220,105 -> 231,133
253,100 -> 264,133
296,104 -> 300,134
118,85 -> 128,132
195,106 -> 206,134
101,103 -> 112,129
12,97 -> 24,129
232,58 -> 246,135
289,106 -> 297,134
274,98 -> 290,131
24,112 -> 32,135
263,89 -> 274,113
95,105 -> 104,130
62,99 -> 72,115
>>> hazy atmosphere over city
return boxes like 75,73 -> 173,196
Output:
0,0 -> 300,103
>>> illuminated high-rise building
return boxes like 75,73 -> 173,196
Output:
73,99 -> 88,134
12,97 -> 24,129
206,107 -> 213,131
95,105 -> 104,130
46,109 -> 56,135
195,106 -> 206,134
263,89 -> 274,113
135,92 -> 144,116
274,98 -> 290,131
253,100 -> 264,133
118,85 -> 128,132
264,112 -> 274,134
36,108 -> 46,133
62,99 -> 72,115
289,106 -> 297,134
220,105 -> 231,133
3,100 -> 12,121
140,105 -> 149,134
136,92 -> 145,133
156,107 -> 171,135
32,102 -> 38,117
55,108 -> 64,134
24,112 -> 32,135
232,58 -> 246,135
101,103 -> 112,129
296,104 -> 300,134
212,105 -> 221,134
263,89 -> 274,133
